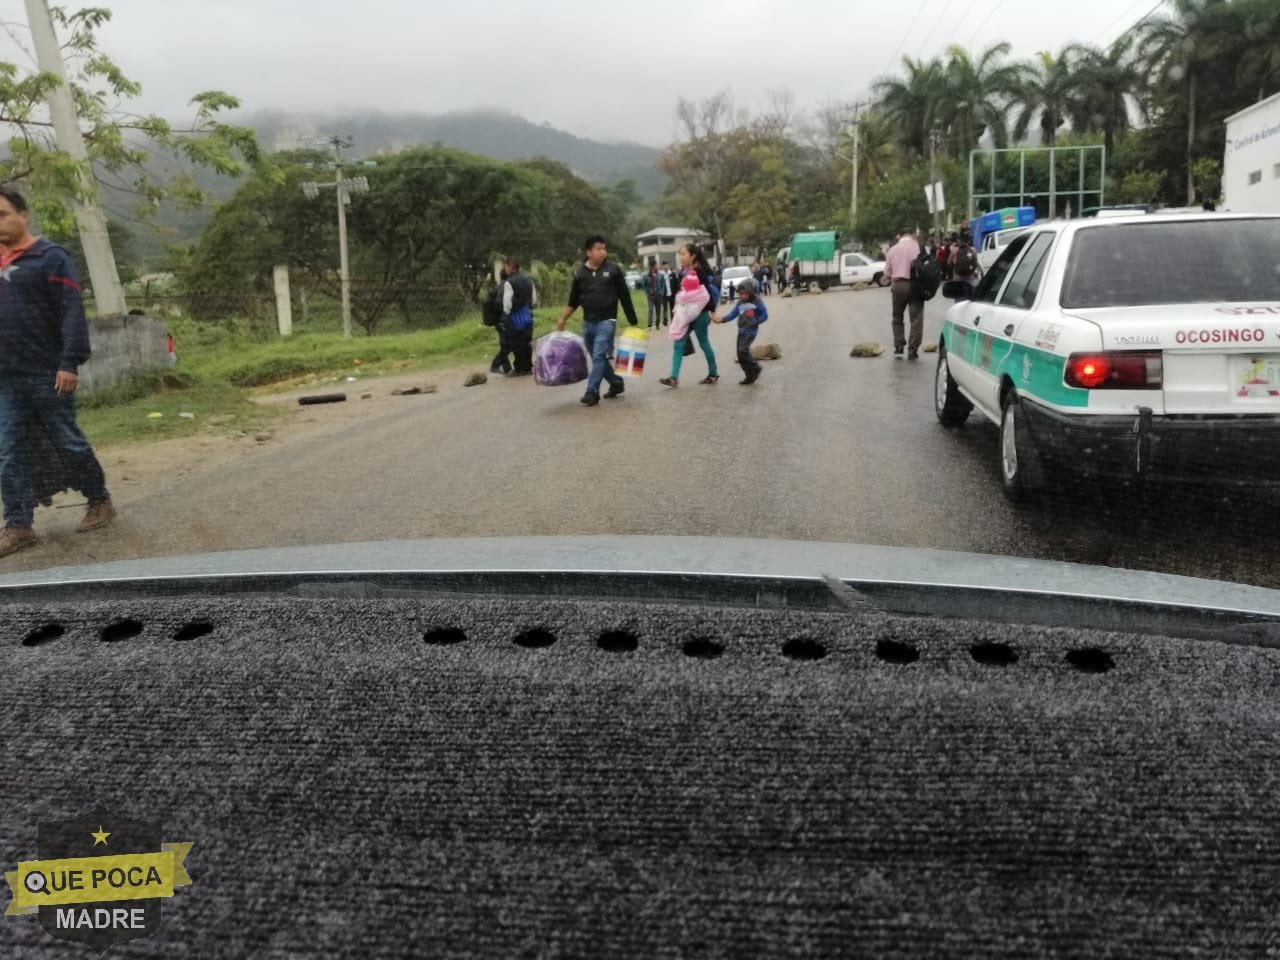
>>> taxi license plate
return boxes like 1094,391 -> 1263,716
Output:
1233,355 -> 1280,399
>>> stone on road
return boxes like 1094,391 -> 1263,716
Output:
5,287 -> 1279,591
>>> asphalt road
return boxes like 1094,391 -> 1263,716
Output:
7,286 -> 1280,590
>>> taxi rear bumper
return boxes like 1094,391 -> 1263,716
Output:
1020,401 -> 1280,482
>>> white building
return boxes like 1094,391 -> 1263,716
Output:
635,227 -> 713,267
1223,91 -> 1280,214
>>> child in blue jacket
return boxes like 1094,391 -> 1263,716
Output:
714,278 -> 768,384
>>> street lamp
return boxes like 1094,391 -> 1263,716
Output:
300,136 -> 371,338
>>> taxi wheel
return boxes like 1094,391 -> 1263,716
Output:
935,345 -> 972,428
999,392 -> 1046,504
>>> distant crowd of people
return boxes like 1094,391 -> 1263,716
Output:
481,225 -> 989,407
920,231 -> 982,283
485,236 -> 772,406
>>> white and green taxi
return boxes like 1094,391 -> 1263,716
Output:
934,213 -> 1280,502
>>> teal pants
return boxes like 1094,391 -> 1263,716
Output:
670,312 -> 718,380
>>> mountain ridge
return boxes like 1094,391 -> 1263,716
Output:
242,107 -> 666,195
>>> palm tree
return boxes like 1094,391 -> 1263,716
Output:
850,111 -> 901,190
940,42 -> 1023,155
1065,36 -> 1150,159
872,56 -> 947,160
1138,0 -> 1238,204
1011,49 -> 1084,148
1236,0 -> 1280,103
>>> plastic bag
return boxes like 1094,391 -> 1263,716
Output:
615,327 -> 648,377
534,331 -> 590,386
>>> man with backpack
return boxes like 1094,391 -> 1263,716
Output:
936,236 -> 952,280
950,237 -> 981,286
884,226 -> 930,360
485,267 -> 513,375
501,257 -> 538,376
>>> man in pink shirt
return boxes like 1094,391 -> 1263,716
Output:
884,226 -> 924,360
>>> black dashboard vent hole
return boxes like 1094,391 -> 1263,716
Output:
1066,647 -> 1115,673
971,642 -> 1019,666
782,638 -> 827,661
174,622 -> 215,642
682,638 -> 724,660
101,619 -> 144,643
514,628 -> 557,649
876,639 -> 919,665
597,630 -> 639,653
22,623 -> 65,647
424,627 -> 467,646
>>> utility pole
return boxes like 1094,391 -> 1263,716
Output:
25,0 -> 127,315
851,110 -> 860,220
302,136 -> 369,338
836,99 -> 872,225
928,129 -> 943,236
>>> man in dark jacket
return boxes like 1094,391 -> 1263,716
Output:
0,185 -> 114,558
487,268 -> 513,375
501,257 -> 538,376
556,234 -> 639,407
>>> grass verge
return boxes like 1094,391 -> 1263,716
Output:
78,371 -> 282,447
80,292 -> 648,445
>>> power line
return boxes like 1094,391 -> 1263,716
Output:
914,0 -> 956,60
966,0 -> 1010,49
950,0 -> 985,50
1091,0 -> 1163,45
885,0 -> 933,71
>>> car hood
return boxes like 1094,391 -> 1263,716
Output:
0,537 -> 1277,634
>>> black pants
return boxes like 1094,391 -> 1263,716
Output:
738,334 -> 761,379
510,325 -> 533,374
490,321 -> 514,374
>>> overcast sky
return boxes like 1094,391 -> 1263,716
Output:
2,0 -> 1163,147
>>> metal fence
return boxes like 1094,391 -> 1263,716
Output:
969,145 -> 1107,221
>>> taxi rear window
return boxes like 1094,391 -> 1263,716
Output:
1061,218 -> 1280,308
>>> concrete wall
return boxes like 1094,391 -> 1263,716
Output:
78,314 -> 171,395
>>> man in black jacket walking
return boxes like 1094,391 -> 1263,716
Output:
556,235 -> 639,407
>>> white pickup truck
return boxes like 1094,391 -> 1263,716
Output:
778,237 -> 887,292
977,226 -> 1032,273
934,212 -> 1280,502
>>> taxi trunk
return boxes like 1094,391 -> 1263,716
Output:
1075,304 -> 1280,415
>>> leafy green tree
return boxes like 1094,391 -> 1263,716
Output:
1237,0 -> 1280,100
1116,170 -> 1164,203
181,146 -> 560,333
1139,0 -> 1239,203
517,158 -> 619,265
940,42 -> 1023,153
177,149 -> 333,326
0,6 -> 261,237
872,57 -> 947,160
1012,49 -> 1084,147
1065,36 -> 1150,158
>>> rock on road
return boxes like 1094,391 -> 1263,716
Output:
7,286 -> 1280,591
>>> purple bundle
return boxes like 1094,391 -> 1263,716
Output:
534,331 -> 590,386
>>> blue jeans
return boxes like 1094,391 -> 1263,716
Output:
0,372 -> 109,528
583,319 -> 622,396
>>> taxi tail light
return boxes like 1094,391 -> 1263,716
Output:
1065,351 -> 1163,390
